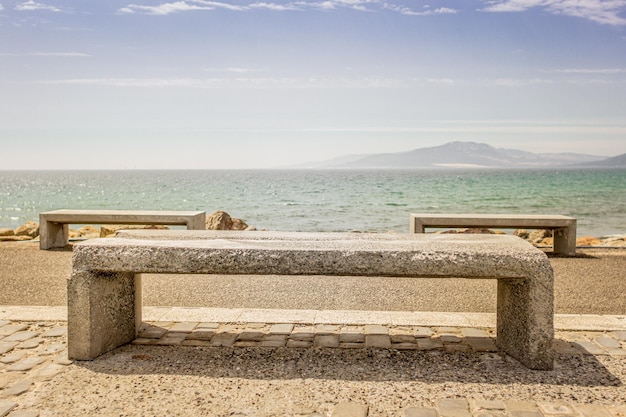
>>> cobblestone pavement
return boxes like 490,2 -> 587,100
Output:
1,320 -> 625,416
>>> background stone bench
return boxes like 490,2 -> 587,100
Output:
410,213 -> 577,255
39,209 -> 206,249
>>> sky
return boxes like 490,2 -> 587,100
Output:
1,0 -> 626,169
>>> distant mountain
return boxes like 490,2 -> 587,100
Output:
577,153 -> 626,167
301,141 -> 608,169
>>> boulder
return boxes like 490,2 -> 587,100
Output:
14,221 -> 39,238
576,236 -> 603,246
100,224 -> 169,238
205,211 -> 249,231
77,225 -> 100,238
527,229 -> 552,244
0,228 -> 15,237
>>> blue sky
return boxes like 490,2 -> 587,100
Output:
1,0 -> 626,169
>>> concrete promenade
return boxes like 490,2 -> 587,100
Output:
0,307 -> 625,416
0,242 -> 625,416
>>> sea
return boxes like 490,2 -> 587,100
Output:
1,168 -> 625,237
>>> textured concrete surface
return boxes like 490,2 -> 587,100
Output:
68,233 -> 554,368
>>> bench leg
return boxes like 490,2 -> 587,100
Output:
39,220 -> 69,250
496,277 -> 554,370
68,270 -> 140,360
187,212 -> 207,230
553,227 -> 576,256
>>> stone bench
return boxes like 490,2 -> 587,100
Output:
410,213 -> 577,256
39,209 -> 206,250
67,230 -> 554,370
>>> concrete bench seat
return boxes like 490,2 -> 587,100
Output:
68,230 -> 554,370
39,209 -> 206,249
410,213 -> 577,255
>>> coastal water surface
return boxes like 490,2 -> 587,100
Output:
1,169 -> 625,236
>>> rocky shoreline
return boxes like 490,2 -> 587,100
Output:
1,211 -> 625,248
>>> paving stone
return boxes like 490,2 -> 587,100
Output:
571,341 -> 605,355
4,380 -> 32,396
505,400 -> 542,417
437,398 -> 471,417
436,327 -> 459,334
392,342 -> 418,350
315,325 -> 341,335
6,357 -> 45,372
574,403 -> 613,417
0,351 -> 26,364
209,333 -> 238,347
237,330 -> 265,342
196,322 -> 219,329
34,364 -> 66,380
417,338 -> 443,350
3,332 -> 38,343
154,333 -> 188,345
286,340 -> 312,348
331,402 -> 368,417
0,325 -> 28,337
537,402 -> 577,415
594,336 -> 622,349
445,344 -> 471,353
340,342 -> 366,349
414,327 -> 434,338
17,338 -> 43,349
0,400 -> 16,417
137,326 -> 168,339
475,412 -> 507,417
315,335 -> 340,348
404,407 -> 437,417
440,334 -> 462,343
391,334 -> 416,343
471,400 -> 506,411
553,340 -> 583,355
53,355 -> 73,366
364,325 -> 388,335
186,330 -> 215,341
40,343 -> 66,356
0,342 -> 18,355
291,327 -> 315,341
610,330 -> 626,341
366,334 -> 391,348
466,337 -> 498,352
41,327 -> 67,338
269,323 -> 294,335
260,338 -> 287,348
606,348 -> 626,356
340,328 -> 365,343
169,322 -> 198,333
461,328 -> 490,338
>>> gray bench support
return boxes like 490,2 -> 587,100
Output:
410,213 -> 577,256
39,209 -> 206,250
68,231 -> 554,370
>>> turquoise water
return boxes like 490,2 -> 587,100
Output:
1,169 -> 625,236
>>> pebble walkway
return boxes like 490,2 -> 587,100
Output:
1,320 -> 625,417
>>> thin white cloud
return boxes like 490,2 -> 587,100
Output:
14,0 -> 61,12
31,52 -> 91,57
554,68 -> 626,74
118,1 -> 216,15
0,4 -> 5,11
481,0 -> 626,26
383,3 -> 458,16
249,2 -> 300,11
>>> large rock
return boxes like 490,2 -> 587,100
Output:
205,211 -> 248,230
0,228 -> 15,237
14,221 -> 39,238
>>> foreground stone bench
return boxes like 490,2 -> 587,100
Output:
68,230 -> 554,370
410,213 -> 577,256
39,209 -> 206,249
